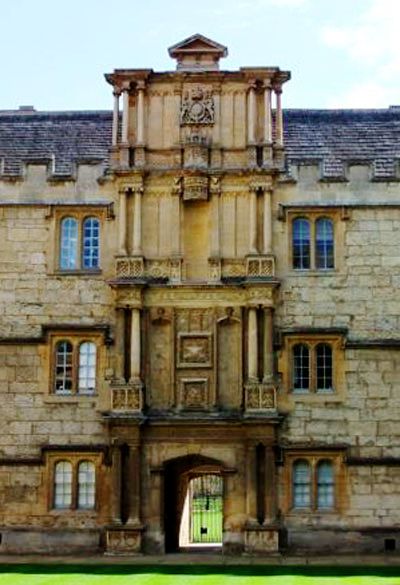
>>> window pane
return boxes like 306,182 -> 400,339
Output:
54,461 -> 72,509
317,461 -> 334,509
82,217 -> 100,269
293,344 -> 310,392
78,461 -> 95,509
293,219 -> 310,269
293,460 -> 311,508
316,218 -> 334,269
60,217 -> 78,270
316,343 -> 333,391
55,341 -> 73,394
78,342 -> 96,394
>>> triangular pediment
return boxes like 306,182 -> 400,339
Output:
168,34 -> 228,58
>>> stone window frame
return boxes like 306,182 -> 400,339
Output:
287,208 -> 345,274
47,331 -> 103,400
49,207 -> 106,275
279,333 -> 345,403
47,452 -> 101,513
282,451 -> 346,515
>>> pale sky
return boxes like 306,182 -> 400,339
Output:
2,0 -> 400,111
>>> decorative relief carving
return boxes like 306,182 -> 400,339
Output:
208,258 -> 221,282
115,257 -> 182,281
177,333 -> 212,368
150,307 -> 172,325
246,255 -> 275,278
180,87 -> 214,125
116,257 -> 144,278
245,383 -> 276,411
111,383 -> 143,412
180,378 -> 208,409
106,529 -> 141,554
217,306 -> 241,325
222,259 -> 247,278
183,175 -> 209,201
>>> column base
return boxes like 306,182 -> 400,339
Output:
244,525 -> 279,554
105,526 -> 143,555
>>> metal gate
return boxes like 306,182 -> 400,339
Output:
189,474 -> 223,544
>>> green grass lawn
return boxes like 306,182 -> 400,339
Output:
0,565 -> 400,585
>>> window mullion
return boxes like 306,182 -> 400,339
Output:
73,342 -> 78,395
71,462 -> 78,510
310,344 -> 315,393
310,219 -> 316,270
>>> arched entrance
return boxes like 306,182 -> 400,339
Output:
163,454 -> 224,552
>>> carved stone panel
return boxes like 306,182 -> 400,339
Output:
180,87 -> 215,125
183,175 -> 209,201
179,378 -> 208,410
106,528 -> 142,554
177,332 -> 212,368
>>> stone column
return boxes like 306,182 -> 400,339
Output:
132,188 -> 143,256
264,445 -> 277,524
126,444 -> 141,527
247,82 -> 257,144
245,444 -> 258,524
264,83 -> 272,144
263,189 -> 273,255
115,308 -> 126,382
248,308 -> 258,382
110,443 -> 122,524
249,187 -> 258,254
112,90 -> 120,147
136,81 -> 145,145
122,84 -> 130,144
263,307 -> 274,383
118,189 -> 128,256
170,191 -> 181,256
210,191 -> 221,257
274,86 -> 283,147
130,308 -> 141,382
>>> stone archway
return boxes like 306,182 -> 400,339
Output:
163,454 -> 224,552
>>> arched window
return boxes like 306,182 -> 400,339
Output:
316,218 -> 334,269
77,461 -> 96,509
78,342 -> 97,394
292,218 -> 310,269
293,344 -> 310,392
82,217 -> 100,269
317,460 -> 335,509
316,343 -> 333,391
54,341 -> 73,394
293,460 -> 311,508
60,217 -> 78,270
54,461 -> 72,509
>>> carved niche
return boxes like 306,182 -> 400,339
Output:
180,87 -> 215,125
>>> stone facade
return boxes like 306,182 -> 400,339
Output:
0,34 -> 399,555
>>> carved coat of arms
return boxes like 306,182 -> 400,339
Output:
180,87 -> 214,125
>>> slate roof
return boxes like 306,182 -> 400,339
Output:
1,107 -> 400,179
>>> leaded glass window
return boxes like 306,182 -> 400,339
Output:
293,218 -> 310,269
55,341 -> 73,394
316,218 -> 334,269
60,217 -> 78,270
77,461 -> 96,509
293,344 -> 310,392
78,342 -> 96,394
82,217 -> 100,269
54,461 -> 72,509
316,343 -> 333,391
293,460 -> 311,508
317,461 -> 334,509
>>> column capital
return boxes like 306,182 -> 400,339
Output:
247,78 -> 258,91
121,81 -> 131,92
273,84 -> 282,95
136,79 -> 146,91
263,79 -> 272,90
113,89 -> 121,97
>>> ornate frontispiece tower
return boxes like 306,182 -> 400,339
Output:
104,34 -> 290,554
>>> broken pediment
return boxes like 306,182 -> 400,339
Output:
168,34 -> 228,71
